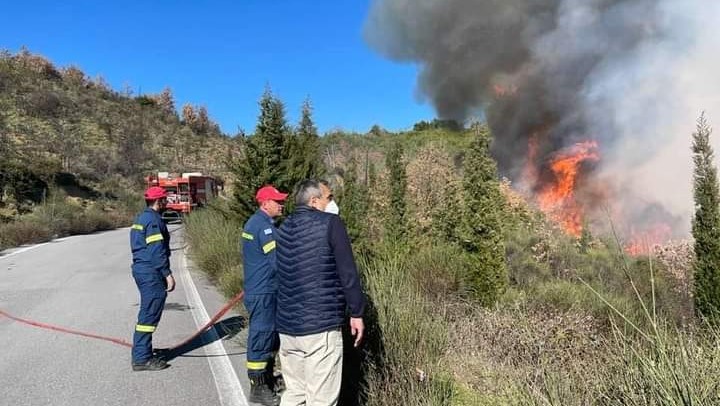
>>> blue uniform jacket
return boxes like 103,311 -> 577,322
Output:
242,209 -> 278,295
130,208 -> 171,277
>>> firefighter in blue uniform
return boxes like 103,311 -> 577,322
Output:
130,186 -> 175,371
242,185 -> 288,406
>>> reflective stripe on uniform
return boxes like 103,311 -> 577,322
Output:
242,232 -> 254,240
131,224 -> 144,231
135,324 -> 156,333
262,240 -> 276,254
146,233 -> 164,244
246,361 -> 267,370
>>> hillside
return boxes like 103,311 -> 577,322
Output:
0,48 -> 238,215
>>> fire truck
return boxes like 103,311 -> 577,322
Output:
145,172 -> 219,221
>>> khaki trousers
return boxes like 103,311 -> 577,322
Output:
279,329 -> 343,406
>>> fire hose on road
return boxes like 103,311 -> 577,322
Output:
1,224 -> 244,353
1,224 -> 252,405
0,290 -> 245,351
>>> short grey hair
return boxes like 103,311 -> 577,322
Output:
295,179 -> 324,206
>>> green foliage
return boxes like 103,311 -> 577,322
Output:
504,219 -> 690,328
458,123 -> 508,305
385,140 -> 407,242
358,248 -> 455,406
412,119 -> 463,133
405,142 -> 462,240
183,203 -> 244,297
186,111 -> 707,404
339,157 -> 369,246
691,113 -> 720,322
229,88 -> 290,220
291,98 -> 324,180
404,241 -> 468,298
229,90 -> 324,220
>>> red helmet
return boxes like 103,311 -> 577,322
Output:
144,186 -> 168,200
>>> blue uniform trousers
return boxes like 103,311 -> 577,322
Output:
244,293 -> 279,378
132,271 -> 167,364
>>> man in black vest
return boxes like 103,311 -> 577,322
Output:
275,179 -> 366,406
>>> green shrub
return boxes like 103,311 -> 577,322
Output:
405,242 -> 468,299
529,280 -> 643,327
184,205 -> 242,289
505,226 -> 552,286
217,265 -> 244,298
359,248 -> 454,406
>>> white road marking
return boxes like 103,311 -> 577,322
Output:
0,230 -> 108,261
0,242 -> 50,260
179,249 -> 248,406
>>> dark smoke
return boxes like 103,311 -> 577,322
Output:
366,0 -> 662,176
365,0 -> 719,235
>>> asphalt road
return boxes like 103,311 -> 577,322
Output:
0,225 -> 253,406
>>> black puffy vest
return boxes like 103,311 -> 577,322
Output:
275,206 -> 346,335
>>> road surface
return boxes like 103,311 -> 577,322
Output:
0,225 -> 253,406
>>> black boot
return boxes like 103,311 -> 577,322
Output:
132,356 -> 169,371
249,374 -> 280,406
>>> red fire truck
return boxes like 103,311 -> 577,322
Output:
145,172 -> 219,221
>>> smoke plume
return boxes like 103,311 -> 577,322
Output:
365,0 -> 720,237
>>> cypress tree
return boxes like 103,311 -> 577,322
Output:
459,123 -> 508,305
385,140 -> 407,242
339,157 -> 369,246
692,112 -> 720,321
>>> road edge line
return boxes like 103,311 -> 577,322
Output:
179,246 -> 248,406
0,242 -> 50,260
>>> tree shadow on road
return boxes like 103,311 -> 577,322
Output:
157,315 -> 246,361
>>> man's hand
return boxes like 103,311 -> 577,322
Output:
350,317 -> 364,347
165,274 -> 176,292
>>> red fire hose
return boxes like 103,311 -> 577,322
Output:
0,290 -> 245,351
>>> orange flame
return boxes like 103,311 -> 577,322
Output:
624,223 -> 672,256
536,141 -> 599,237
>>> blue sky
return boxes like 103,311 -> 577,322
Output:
0,1 -> 435,135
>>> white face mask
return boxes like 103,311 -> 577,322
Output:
324,200 -> 340,215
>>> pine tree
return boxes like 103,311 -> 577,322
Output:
458,123 -> 508,306
293,98 -> 324,179
229,88 -> 292,220
256,87 -> 290,177
385,140 -> 407,242
692,113 -> 720,321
